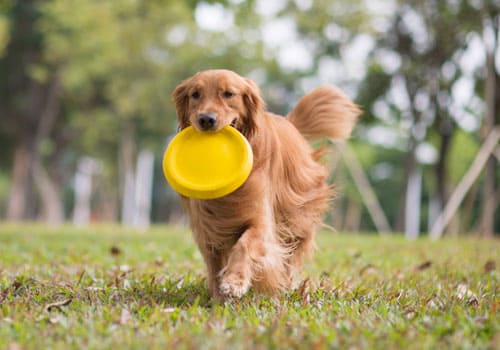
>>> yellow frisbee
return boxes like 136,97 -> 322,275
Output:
162,126 -> 253,199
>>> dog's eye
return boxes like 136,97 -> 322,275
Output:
223,91 -> 234,99
191,91 -> 201,99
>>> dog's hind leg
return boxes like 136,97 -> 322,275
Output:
198,248 -> 224,300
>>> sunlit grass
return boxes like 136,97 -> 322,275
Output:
0,224 -> 498,349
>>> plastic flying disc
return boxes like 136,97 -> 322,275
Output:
162,126 -> 253,199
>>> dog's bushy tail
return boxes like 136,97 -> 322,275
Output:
287,86 -> 361,141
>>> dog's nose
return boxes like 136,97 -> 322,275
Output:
197,113 -> 217,131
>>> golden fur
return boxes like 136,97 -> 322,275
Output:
172,69 -> 360,299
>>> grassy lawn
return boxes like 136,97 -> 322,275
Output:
0,224 -> 498,349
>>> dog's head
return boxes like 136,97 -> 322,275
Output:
172,70 -> 264,137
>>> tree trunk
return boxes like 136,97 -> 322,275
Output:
340,144 -> 392,233
132,149 -> 154,228
73,158 -> 93,225
32,76 -> 64,223
396,136 -> 418,233
435,119 -> 453,208
478,38 -> 497,237
6,139 -> 35,220
343,199 -> 361,232
435,116 -> 455,234
5,74 -> 63,222
430,127 -> 500,239
405,166 -> 422,239
479,157 -> 497,237
461,182 -> 479,233
396,77 -> 422,234
33,159 -> 64,223
119,120 -> 136,225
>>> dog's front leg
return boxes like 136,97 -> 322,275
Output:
218,226 -> 263,298
218,194 -> 282,298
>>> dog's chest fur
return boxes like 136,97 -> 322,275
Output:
181,174 -> 266,251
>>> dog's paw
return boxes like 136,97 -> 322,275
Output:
218,269 -> 251,298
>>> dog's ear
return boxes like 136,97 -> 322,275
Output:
241,78 -> 265,138
172,79 -> 191,129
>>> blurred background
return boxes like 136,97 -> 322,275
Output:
0,0 -> 498,237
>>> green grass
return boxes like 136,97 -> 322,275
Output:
0,224 -> 498,349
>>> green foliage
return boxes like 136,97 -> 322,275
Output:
444,129 -> 480,184
35,0 -> 272,158
0,0 -> 10,56
0,225 -> 498,349
289,0 -> 374,37
0,15 -> 8,57
39,0 -> 187,133
356,63 -> 392,123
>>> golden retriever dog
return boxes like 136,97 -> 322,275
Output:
173,69 -> 360,300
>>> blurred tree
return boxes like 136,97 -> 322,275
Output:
252,0 -> 391,232
0,0 -> 64,222
2,0 -> 495,233
477,0 -> 499,237
39,0 -> 267,223
0,0 -> 270,222
359,0 -> 497,235
39,0 -> 193,222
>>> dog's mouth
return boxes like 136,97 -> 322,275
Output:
190,116 -> 239,133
